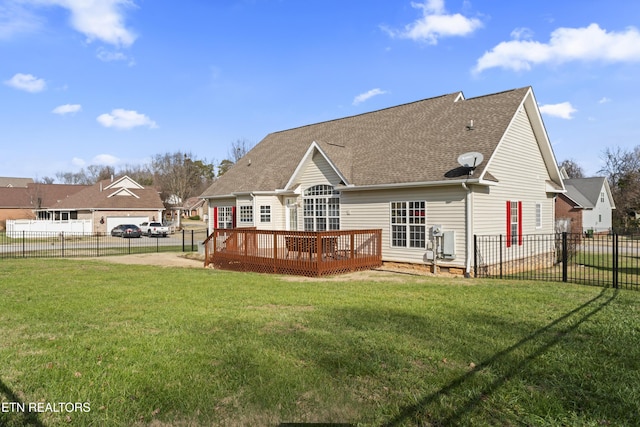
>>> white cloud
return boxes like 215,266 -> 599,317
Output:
474,23 -> 640,73
96,47 -> 135,65
510,27 -> 534,40
0,1 -> 43,39
71,157 -> 85,167
383,0 -> 482,44
4,73 -> 46,92
539,102 -> 577,119
92,154 -> 120,165
52,103 -> 82,115
96,47 -> 126,61
97,109 -> 158,130
353,88 -> 388,105
598,97 -> 612,104
15,0 -> 137,47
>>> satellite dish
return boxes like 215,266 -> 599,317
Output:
457,152 -> 484,175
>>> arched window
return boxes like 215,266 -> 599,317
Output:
303,185 -> 340,231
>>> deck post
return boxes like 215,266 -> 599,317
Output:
273,231 -> 277,274
350,233 -> 355,260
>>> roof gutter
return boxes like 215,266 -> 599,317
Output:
337,178 -> 496,192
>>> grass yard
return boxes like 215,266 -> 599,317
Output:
1,259 -> 639,426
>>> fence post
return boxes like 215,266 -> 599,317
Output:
191,229 -> 195,252
613,233 -> 619,289
61,232 -> 65,258
22,231 -> 26,258
499,234 -> 503,279
182,229 -> 185,252
562,232 -> 568,282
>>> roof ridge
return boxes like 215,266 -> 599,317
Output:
268,92 -> 462,136
464,86 -> 530,101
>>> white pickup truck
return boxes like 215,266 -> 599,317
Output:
139,221 -> 169,237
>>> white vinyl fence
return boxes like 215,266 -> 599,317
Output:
6,219 -> 94,237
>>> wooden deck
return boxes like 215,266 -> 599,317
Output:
204,229 -> 382,277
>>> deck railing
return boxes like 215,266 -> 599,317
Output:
204,228 -> 382,277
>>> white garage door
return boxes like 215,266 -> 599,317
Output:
106,216 -> 149,233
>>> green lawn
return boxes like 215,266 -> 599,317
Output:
1,259 -> 638,426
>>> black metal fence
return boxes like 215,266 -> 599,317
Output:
474,233 -> 640,290
0,229 -> 209,259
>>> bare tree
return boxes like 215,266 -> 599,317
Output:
151,151 -> 216,206
36,176 -> 55,184
118,163 -> 154,186
218,138 -> 254,176
558,159 -> 585,178
55,170 -> 90,185
229,138 -> 253,163
87,165 -> 116,183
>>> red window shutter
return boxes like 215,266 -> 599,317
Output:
232,206 -> 236,228
213,207 -> 218,229
506,201 -> 512,248
518,201 -> 523,246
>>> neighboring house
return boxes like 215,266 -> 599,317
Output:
0,182 -> 88,228
200,87 -> 565,275
556,170 -> 615,234
183,197 -> 206,219
7,176 -> 165,235
0,177 -> 34,188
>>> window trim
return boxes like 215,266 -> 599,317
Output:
535,203 -> 542,229
390,200 -> 426,249
239,205 -> 254,223
260,205 -> 271,223
303,185 -> 340,231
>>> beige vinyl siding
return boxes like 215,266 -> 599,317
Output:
297,150 -> 343,190
253,195 -> 283,231
473,108 -> 555,237
341,186 -> 466,266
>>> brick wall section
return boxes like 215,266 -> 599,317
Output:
555,194 -> 583,234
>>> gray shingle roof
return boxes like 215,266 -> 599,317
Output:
562,177 -> 608,208
202,87 -> 533,197
0,177 -> 34,188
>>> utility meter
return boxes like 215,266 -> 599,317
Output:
431,224 -> 443,237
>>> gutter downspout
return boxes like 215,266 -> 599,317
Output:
461,182 -> 472,277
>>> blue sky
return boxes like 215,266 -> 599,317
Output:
2,0 -> 640,180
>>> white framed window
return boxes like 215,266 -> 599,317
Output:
260,205 -> 271,223
391,201 -> 426,248
216,206 -> 234,229
303,185 -> 339,231
601,192 -> 605,203
535,203 -> 542,229
239,206 -> 253,223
